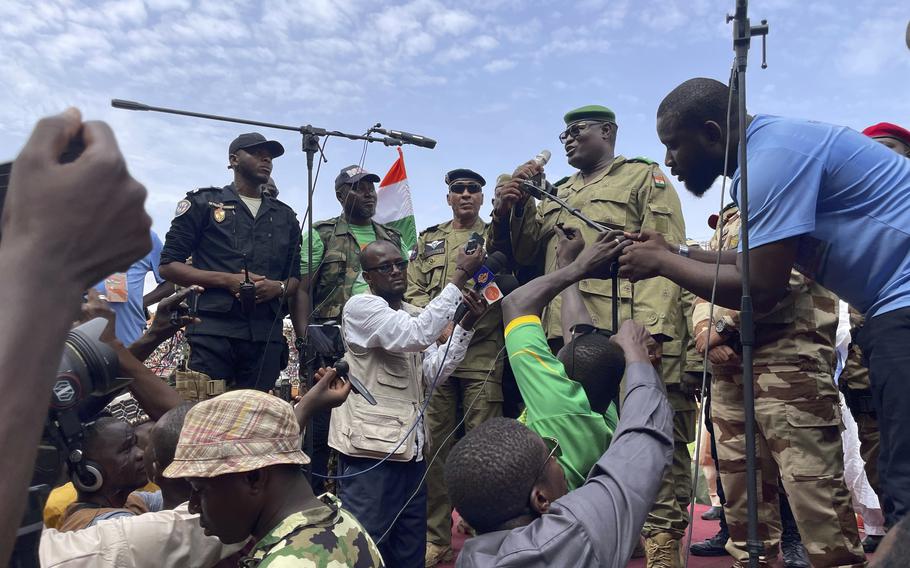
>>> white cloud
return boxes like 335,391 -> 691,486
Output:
483,58 -> 515,73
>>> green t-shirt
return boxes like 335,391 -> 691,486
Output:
300,225 -> 408,296
506,315 -> 618,491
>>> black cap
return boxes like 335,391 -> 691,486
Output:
335,165 -> 381,189
228,132 -> 285,158
445,168 -> 486,187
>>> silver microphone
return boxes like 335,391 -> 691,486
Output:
533,149 -> 551,167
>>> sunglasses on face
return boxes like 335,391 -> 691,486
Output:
364,260 -> 409,274
449,183 -> 483,194
559,121 -> 611,143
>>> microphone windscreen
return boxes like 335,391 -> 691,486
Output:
333,359 -> 349,377
485,251 -> 509,274
494,275 -> 521,296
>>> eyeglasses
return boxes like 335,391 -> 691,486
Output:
559,121 -> 611,143
363,260 -> 408,274
449,183 -> 483,194
526,436 -> 561,504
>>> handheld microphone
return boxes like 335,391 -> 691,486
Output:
371,127 -> 437,149
332,359 -> 378,406
452,251 -> 508,324
533,149 -> 551,167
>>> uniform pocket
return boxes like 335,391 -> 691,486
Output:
783,399 -> 842,480
349,397 -> 417,455
647,203 -> 672,235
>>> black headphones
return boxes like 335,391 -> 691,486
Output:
69,449 -> 104,493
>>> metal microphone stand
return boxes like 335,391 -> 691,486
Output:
727,3 -> 768,567
110,99 -> 430,483
519,180 -> 621,332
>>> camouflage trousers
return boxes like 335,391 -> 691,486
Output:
712,369 -> 866,567
641,386 -> 696,539
425,375 -> 503,547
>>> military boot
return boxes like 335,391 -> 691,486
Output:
690,507 -> 730,557
644,532 -> 682,568
780,500 -> 810,568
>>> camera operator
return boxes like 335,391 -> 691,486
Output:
0,108 -> 151,563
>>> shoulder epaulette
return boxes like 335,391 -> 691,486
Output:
625,157 -> 657,165
554,176 -> 571,187
314,217 -> 339,228
186,186 -> 220,196
419,224 -> 441,235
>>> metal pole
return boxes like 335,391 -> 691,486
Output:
728,2 -> 769,566
302,131 -> 319,484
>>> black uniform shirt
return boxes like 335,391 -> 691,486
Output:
160,184 -> 301,341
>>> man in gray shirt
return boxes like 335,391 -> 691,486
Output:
445,233 -> 674,568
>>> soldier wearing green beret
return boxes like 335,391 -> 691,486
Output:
491,105 -> 695,567
406,168 -> 505,567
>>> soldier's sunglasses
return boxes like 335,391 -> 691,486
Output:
449,183 -> 483,194
559,121 -> 612,143
364,260 -> 409,274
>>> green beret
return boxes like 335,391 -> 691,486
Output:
445,168 -> 486,186
563,105 -> 616,125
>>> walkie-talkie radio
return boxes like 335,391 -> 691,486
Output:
239,255 -> 256,315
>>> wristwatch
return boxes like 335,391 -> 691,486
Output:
278,281 -> 286,295
715,318 -> 731,336
677,243 -> 690,258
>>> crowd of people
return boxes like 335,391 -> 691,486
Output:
2,47 -> 910,568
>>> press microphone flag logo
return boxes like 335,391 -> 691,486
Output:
376,148 -> 418,252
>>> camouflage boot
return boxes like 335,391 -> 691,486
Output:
645,532 -> 681,568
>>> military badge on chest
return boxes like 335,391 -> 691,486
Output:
207,201 -> 235,223
422,239 -> 446,258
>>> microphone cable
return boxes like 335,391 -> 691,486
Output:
376,343 -> 507,544
682,60 -> 736,568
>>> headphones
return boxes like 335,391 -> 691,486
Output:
69,449 -> 104,493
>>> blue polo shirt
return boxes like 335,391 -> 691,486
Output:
94,231 -> 165,345
732,114 -> 910,318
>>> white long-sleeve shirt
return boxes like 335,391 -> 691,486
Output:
342,283 -> 474,458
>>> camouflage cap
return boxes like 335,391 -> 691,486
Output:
163,390 -> 309,479
563,105 -> 616,125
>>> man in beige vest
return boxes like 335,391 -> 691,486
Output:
329,239 -> 485,567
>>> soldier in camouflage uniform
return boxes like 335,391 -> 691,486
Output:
292,165 -> 405,492
692,204 -> 865,567
491,104 -> 694,567
165,389 -> 383,568
406,168 -> 505,567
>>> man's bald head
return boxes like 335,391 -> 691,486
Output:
360,240 -> 402,267
360,240 -> 408,301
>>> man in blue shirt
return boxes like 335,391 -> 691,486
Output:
619,77 -> 910,529
94,231 -> 171,345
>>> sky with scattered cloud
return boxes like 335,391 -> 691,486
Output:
1,0 -> 908,253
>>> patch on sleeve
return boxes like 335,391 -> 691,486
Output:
174,199 -> 191,217
652,171 -> 667,189
422,239 -> 446,258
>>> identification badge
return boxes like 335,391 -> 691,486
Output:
422,239 -> 446,258
652,171 -> 667,189
104,272 -> 128,303
214,207 -> 226,223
